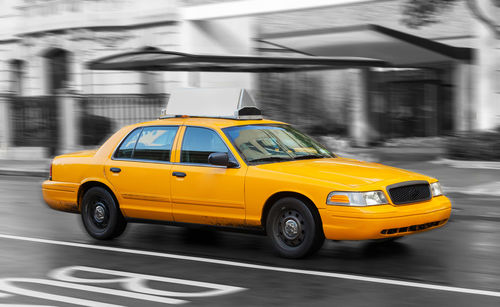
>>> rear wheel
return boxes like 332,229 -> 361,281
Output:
81,187 -> 127,240
266,197 -> 324,258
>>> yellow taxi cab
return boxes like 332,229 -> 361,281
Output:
42,88 -> 451,258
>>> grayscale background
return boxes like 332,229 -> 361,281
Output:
0,0 -> 499,306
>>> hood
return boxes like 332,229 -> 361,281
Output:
255,157 -> 432,189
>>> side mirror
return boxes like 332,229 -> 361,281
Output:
208,152 -> 238,168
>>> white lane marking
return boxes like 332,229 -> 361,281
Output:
1,233 -> 500,298
50,266 -> 245,298
0,266 -> 245,306
0,278 -> 184,306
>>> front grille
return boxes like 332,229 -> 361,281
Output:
387,181 -> 431,205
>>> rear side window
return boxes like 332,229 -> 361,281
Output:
115,128 -> 142,159
181,127 -> 231,164
114,126 -> 178,162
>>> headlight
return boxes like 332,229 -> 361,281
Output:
430,182 -> 443,197
327,191 -> 388,206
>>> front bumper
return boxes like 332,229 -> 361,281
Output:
319,195 -> 452,240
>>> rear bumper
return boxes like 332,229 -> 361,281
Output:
42,180 -> 80,213
319,196 -> 452,240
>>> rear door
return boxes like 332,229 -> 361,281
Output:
105,126 -> 180,221
170,126 -> 247,226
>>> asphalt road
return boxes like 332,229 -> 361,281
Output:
0,175 -> 499,306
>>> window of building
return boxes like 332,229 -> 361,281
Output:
9,59 -> 24,96
44,48 -> 70,95
115,126 -> 178,162
181,127 -> 233,165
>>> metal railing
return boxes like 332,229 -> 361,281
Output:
80,94 -> 167,127
8,94 -> 167,149
79,94 -> 167,145
9,95 -> 58,152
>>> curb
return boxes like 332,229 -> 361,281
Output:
445,188 -> 500,197
0,169 -> 48,178
432,158 -> 500,170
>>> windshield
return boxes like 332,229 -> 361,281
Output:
223,124 -> 334,164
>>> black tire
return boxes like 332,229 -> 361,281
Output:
266,197 -> 325,258
81,187 -> 127,240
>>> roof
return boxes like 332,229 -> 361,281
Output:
260,24 -> 474,66
137,117 -> 284,129
87,50 -> 389,72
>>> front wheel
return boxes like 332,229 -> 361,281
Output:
266,197 -> 324,258
81,187 -> 127,240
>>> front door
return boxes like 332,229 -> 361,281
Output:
105,126 -> 179,221
171,126 -> 246,226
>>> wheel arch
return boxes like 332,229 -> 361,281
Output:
261,191 -> 323,233
77,180 -> 119,211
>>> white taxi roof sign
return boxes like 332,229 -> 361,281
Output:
161,88 -> 262,120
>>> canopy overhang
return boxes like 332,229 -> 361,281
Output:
260,24 -> 474,66
87,50 -> 388,72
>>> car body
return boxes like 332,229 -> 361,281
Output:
42,116 -> 451,258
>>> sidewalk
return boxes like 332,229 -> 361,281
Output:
0,159 -> 51,178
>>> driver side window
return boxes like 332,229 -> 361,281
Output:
181,127 -> 234,165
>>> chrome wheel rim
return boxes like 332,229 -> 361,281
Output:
94,203 -> 106,223
90,200 -> 109,229
277,209 -> 305,247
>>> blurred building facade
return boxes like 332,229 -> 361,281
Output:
0,0 -> 498,157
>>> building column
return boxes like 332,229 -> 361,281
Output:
474,0 -> 499,130
0,57 -> 12,157
57,89 -> 81,154
453,62 -> 474,131
0,95 -> 12,157
424,83 -> 439,136
349,68 -> 370,147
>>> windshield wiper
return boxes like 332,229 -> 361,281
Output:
249,156 -> 294,163
293,154 -> 326,160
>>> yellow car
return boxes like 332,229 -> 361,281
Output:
42,89 -> 451,258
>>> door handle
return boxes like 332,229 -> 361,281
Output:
110,167 -> 121,173
172,171 -> 186,178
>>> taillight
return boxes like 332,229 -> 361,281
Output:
49,162 -> 53,180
